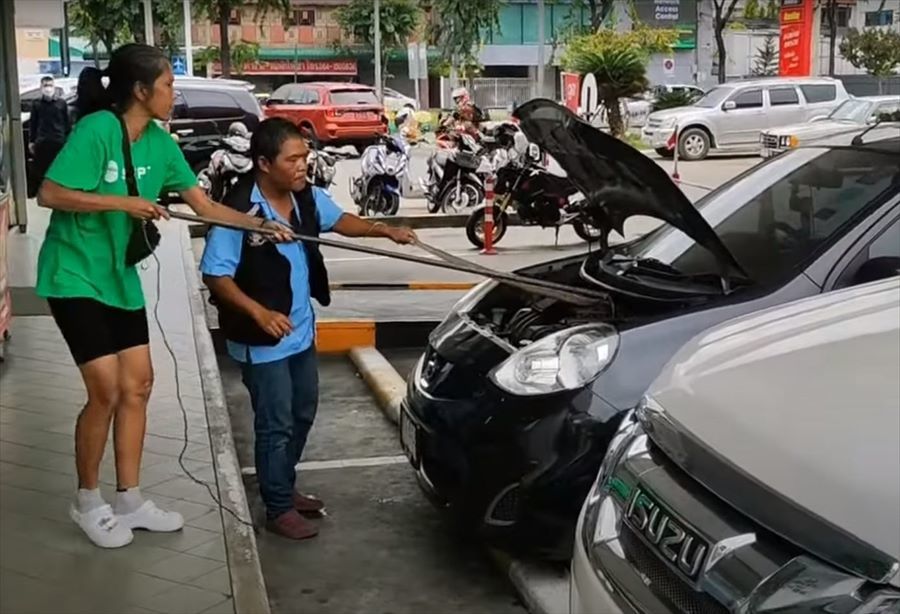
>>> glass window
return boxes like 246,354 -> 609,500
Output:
769,87 -> 800,106
731,88 -> 763,109
631,148 -> 900,284
800,84 -> 837,103
865,10 -> 894,26
329,89 -> 380,106
869,219 -> 900,259
182,89 -> 243,119
694,87 -> 732,108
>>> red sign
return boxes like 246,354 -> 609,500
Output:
779,0 -> 814,76
212,59 -> 358,76
562,72 -> 580,112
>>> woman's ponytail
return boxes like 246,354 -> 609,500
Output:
74,66 -> 112,121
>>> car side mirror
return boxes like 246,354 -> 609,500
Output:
723,101 -> 737,111
852,257 -> 900,286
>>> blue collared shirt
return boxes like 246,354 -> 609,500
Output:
200,183 -> 344,364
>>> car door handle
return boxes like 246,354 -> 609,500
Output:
176,129 -> 194,136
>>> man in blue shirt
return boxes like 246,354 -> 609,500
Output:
201,118 -> 414,540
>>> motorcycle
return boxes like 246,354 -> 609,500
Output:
350,134 -> 410,217
197,123 -> 252,202
307,148 -> 336,189
465,133 -> 603,248
422,132 -> 493,214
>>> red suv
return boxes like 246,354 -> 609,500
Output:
264,82 -> 387,153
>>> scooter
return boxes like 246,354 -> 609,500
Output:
307,148 -> 336,189
465,134 -> 602,248
422,132 -> 493,214
197,122 -> 252,202
350,134 -> 410,217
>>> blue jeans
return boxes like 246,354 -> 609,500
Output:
240,348 -> 318,519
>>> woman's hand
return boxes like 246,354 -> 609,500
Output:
123,197 -> 169,221
260,219 -> 295,243
386,227 -> 417,245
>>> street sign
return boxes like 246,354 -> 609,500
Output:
408,43 -> 427,80
579,72 -> 598,119
171,54 -> 187,76
663,57 -> 675,75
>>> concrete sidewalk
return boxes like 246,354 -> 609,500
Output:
0,217 -> 257,614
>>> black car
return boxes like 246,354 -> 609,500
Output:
400,99 -> 900,560
24,76 -> 261,186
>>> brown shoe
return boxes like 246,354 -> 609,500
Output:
292,492 -> 325,515
266,510 -> 318,540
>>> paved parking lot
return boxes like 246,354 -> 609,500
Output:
217,351 -> 525,614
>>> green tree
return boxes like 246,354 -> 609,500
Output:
192,0 -> 290,77
840,28 -> 900,94
563,26 -> 678,137
743,0 -> 760,20
69,0 -> 141,65
713,0 -> 741,83
335,0 -> 421,89
193,41 -> 259,75
428,0 -> 501,68
152,0 -> 187,56
752,33 -> 779,76
765,0 -> 780,20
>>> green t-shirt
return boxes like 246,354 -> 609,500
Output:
36,111 -> 197,310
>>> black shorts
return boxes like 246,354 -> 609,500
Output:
47,298 -> 149,365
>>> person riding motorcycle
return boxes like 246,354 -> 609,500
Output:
441,87 -> 487,138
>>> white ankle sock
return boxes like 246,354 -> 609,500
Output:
114,487 -> 145,515
76,488 -> 106,513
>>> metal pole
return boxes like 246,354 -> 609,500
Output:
183,0 -> 194,75
374,0 -> 383,101
142,0 -> 154,46
536,0 -> 545,99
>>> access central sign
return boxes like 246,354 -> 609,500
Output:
779,0 -> 814,76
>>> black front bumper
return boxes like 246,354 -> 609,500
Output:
400,351 -> 622,560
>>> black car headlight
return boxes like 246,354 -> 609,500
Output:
490,324 -> 619,396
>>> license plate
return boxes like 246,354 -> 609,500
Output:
400,410 -> 419,467
353,111 -> 372,120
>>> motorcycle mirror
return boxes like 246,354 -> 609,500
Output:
513,131 -> 529,154
527,143 -> 541,161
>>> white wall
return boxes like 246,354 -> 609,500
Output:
13,0 -> 64,29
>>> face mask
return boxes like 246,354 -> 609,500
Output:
41,86 -> 55,98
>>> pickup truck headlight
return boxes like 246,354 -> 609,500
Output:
658,116 -> 677,128
490,324 -> 618,396
778,135 -> 799,148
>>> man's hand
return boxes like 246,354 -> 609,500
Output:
260,219 -> 295,243
253,307 -> 293,339
122,197 -> 170,220
386,226 -> 417,245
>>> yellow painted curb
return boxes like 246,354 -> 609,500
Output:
348,346 -> 405,424
315,320 -> 375,354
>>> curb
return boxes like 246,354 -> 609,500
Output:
179,225 -> 271,614
349,346 -> 570,614
348,346 -> 405,424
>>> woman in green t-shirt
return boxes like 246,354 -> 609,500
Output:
36,44 -> 290,549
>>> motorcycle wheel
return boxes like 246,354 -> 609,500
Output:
441,182 -> 483,214
385,192 -> 400,216
573,219 -> 603,243
465,206 -> 507,249
426,194 -> 442,214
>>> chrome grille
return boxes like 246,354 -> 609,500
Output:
620,526 -> 727,614
761,134 -> 779,149
647,119 -> 663,129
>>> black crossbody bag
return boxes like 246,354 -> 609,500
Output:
118,114 -> 161,267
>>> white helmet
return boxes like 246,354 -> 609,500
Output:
395,106 -> 413,126
451,87 -> 470,103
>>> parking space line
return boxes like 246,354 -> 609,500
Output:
240,454 -> 408,476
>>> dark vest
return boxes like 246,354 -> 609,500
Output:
214,175 -> 331,347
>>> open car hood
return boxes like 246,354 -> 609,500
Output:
513,99 -> 745,278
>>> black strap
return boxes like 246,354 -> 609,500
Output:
116,114 -> 139,197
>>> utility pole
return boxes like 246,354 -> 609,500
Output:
143,0 -> 155,46
536,0 -> 545,98
374,0 -> 383,101
183,0 -> 194,76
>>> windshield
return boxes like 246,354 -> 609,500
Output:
330,89 -> 379,106
828,99 -> 873,122
628,148 -> 900,284
694,87 -> 732,108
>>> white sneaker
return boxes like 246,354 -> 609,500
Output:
117,500 -> 185,532
70,504 -> 134,549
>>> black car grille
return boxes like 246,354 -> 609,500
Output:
485,483 -> 520,526
419,348 -> 477,400
620,527 -> 727,614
